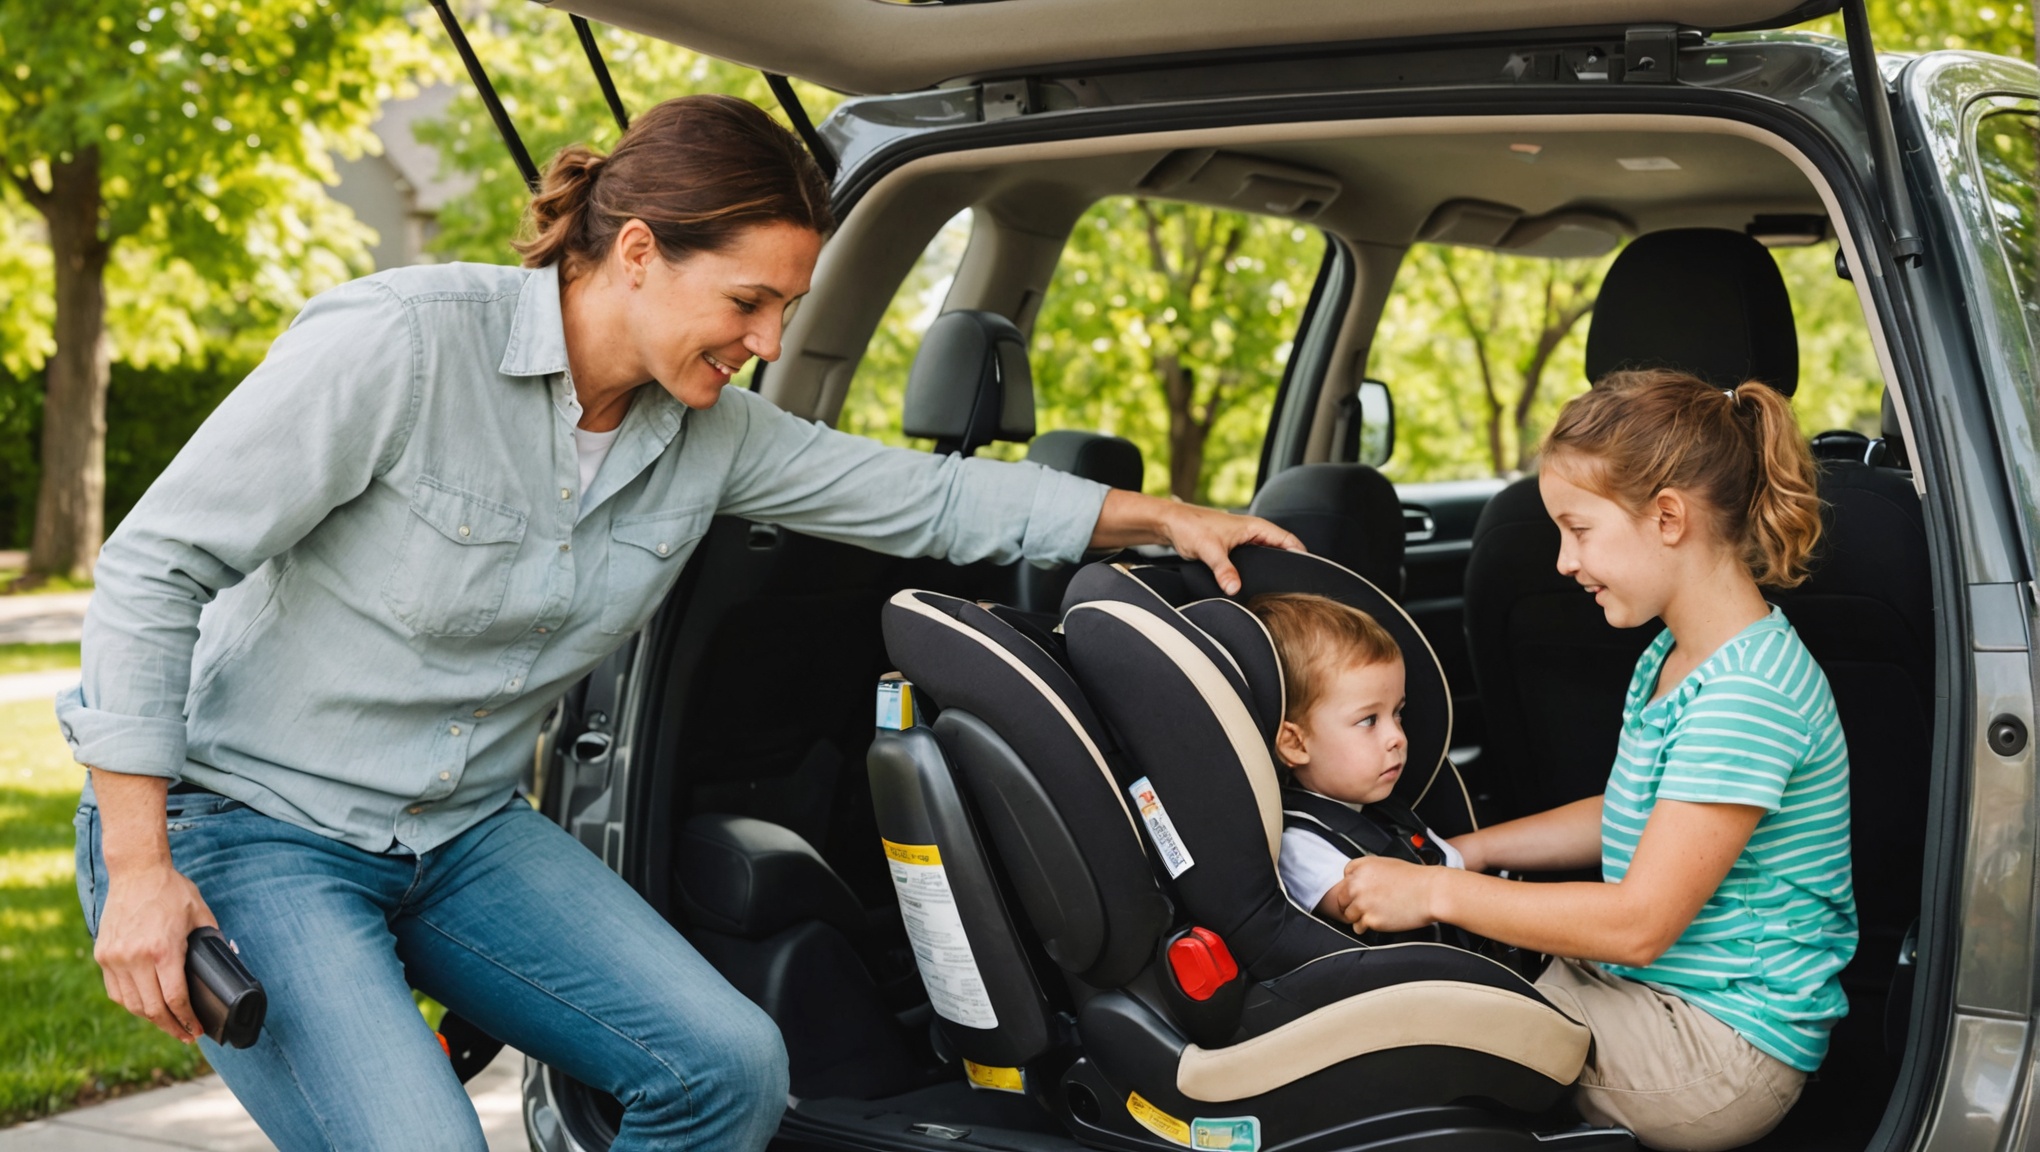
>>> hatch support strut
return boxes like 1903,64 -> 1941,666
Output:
572,15 -> 631,132
763,73 -> 840,182
1839,0 -> 1924,265
429,0 -> 541,193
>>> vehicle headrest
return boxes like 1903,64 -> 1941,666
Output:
1062,547 -> 1452,811
1585,228 -> 1798,397
1024,430 -> 1144,491
903,309 -> 1036,456
1248,463 -> 1405,595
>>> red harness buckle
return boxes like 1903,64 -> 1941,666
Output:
1167,927 -> 1240,1001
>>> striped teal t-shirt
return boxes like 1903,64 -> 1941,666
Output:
1599,606 -> 1857,1072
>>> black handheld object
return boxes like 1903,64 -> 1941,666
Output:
185,927 -> 266,1048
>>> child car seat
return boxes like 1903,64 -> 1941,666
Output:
869,546 -> 1613,1151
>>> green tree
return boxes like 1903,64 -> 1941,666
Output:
0,0 -> 432,582
1027,199 -> 1323,504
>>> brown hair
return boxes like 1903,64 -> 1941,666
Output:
1249,593 -> 1402,722
513,94 -> 835,282
1543,369 -> 1823,588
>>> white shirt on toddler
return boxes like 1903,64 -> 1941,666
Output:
1279,818 -> 1464,912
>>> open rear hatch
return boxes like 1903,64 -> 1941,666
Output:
537,0 -> 1841,95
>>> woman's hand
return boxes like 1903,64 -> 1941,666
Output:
1090,490 -> 1304,595
1328,855 -> 1442,933
90,768 -> 219,1043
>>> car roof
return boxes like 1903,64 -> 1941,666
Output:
548,0 -> 1842,95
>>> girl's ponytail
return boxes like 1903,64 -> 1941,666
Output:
1545,369 -> 1823,588
514,145 -> 605,271
1732,381 -> 1823,588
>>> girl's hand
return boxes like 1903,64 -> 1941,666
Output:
1330,855 -> 1442,933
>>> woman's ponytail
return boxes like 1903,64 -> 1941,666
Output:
1545,369 -> 1823,588
508,95 -> 834,283
1733,381 -> 1823,588
514,145 -> 605,271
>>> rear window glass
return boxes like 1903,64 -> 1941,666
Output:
1975,108 -> 2040,342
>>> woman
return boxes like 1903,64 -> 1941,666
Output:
65,95 -> 1298,1151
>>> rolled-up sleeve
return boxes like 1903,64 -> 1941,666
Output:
58,280 -> 419,779
712,387 -> 1108,566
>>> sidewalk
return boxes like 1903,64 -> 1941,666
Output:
0,1046 -> 530,1151
0,590 -> 91,645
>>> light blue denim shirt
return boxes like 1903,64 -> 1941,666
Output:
59,262 -> 1108,853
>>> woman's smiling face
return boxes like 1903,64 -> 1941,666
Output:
626,221 -> 823,409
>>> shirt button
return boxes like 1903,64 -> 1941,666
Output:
458,525 -> 471,537
534,627 -> 548,635
408,806 -> 422,815
473,708 -> 490,718
439,771 -> 451,781
656,543 -> 669,555
449,725 -> 462,736
507,679 -> 522,689
560,543 -> 571,553
560,488 -> 571,500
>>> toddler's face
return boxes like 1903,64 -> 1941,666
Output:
1279,657 -> 1408,805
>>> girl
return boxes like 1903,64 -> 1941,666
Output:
1330,369 -> 1855,1152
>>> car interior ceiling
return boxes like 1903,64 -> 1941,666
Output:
610,116 -> 1934,1151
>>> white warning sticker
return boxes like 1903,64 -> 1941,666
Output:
1129,776 -> 1195,878
882,839 -> 999,1029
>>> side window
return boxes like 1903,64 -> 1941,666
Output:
1974,106 -> 2040,343
1023,198 -> 1326,506
1367,238 -> 1884,484
838,210 -> 974,448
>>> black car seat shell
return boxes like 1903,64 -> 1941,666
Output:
873,547 -> 1595,1149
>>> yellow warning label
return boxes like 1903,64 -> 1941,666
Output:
882,839 -> 941,866
1127,1091 -> 1192,1146
962,1060 -> 1025,1093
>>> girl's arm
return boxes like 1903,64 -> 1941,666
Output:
1334,798 -> 1762,966
1449,795 -> 1605,874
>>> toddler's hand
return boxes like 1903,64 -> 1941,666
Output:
1331,855 -> 1439,933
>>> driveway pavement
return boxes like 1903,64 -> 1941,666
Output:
0,590 -> 91,645
0,1046 -> 529,1151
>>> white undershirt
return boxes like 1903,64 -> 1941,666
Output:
1279,817 -> 1464,913
571,423 -> 622,512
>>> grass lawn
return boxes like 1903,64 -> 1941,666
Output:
0,644 -> 83,677
0,694 -> 208,1126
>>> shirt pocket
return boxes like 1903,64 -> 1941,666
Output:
600,505 -> 713,634
382,476 -> 529,638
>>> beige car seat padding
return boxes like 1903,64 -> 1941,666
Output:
1176,979 -> 1590,1101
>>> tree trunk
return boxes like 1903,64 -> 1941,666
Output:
1159,355 -> 1204,501
25,148 -> 111,583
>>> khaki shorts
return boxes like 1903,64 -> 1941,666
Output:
1535,957 -> 1806,1152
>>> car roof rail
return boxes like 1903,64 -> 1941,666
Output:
763,72 -> 839,182
572,14 -> 632,132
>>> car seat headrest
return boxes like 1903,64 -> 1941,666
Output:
1585,228 -> 1798,397
1024,430 -> 1144,491
1249,463 -> 1405,595
903,309 -> 1036,456
1063,548 -> 1452,810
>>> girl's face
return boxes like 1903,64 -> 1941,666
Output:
1539,464 -> 1683,630
625,221 -> 823,410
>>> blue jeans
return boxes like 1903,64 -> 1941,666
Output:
74,789 -> 788,1151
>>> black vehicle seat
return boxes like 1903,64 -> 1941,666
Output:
1013,430 -> 1145,613
673,814 -> 929,1099
1462,228 -> 1935,1010
1248,463 -> 1406,596
875,547 -> 1597,1149
903,309 -> 1036,456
